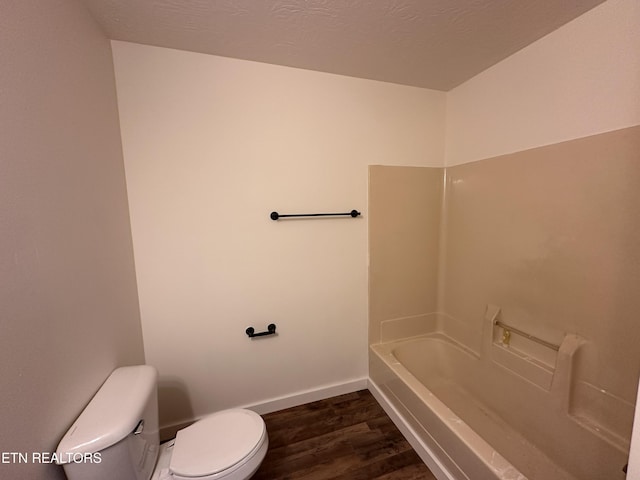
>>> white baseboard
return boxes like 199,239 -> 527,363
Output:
159,378 -> 368,440
367,379 -> 456,480
243,377 -> 369,415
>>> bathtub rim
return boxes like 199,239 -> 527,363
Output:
370,332 -> 528,480
367,378 -> 457,480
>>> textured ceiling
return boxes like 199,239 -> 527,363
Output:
83,0 -> 606,91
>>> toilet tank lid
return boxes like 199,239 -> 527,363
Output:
56,365 -> 157,462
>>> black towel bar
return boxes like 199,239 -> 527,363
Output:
270,210 -> 360,220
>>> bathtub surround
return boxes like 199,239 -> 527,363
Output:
0,1 -> 145,479
441,126 -> 640,412
368,166 -> 444,346
370,126 -> 640,479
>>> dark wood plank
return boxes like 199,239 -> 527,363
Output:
253,389 -> 436,480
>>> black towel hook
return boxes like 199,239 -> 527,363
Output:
246,323 -> 277,338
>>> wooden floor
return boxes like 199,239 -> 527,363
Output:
252,389 -> 437,480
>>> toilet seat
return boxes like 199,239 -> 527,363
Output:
169,409 -> 266,479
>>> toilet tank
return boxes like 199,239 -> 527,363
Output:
56,366 -> 160,480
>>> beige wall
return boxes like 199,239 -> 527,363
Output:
0,1 -> 145,479
111,40 -> 446,428
445,0 -> 640,166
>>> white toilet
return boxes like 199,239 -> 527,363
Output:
56,365 -> 268,480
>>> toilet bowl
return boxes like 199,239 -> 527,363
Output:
56,366 -> 267,480
155,409 -> 268,480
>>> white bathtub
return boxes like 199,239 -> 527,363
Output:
370,332 -> 628,480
